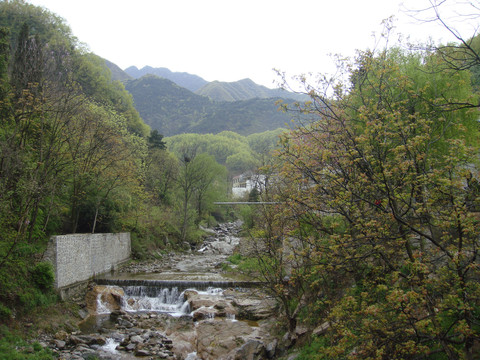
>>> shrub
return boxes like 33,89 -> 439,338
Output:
0,303 -> 11,321
31,262 -> 55,291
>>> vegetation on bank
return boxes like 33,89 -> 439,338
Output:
0,328 -> 53,360
239,20 -> 480,360
0,0 -> 280,327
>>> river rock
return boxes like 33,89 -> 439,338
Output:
74,334 -> 106,346
69,335 -> 86,345
85,285 -> 124,314
198,240 -> 236,254
125,342 -> 136,351
54,339 -> 66,349
233,339 -> 267,360
265,338 -> 278,358
54,330 -> 69,341
232,297 -> 275,320
168,331 -> 196,359
196,319 -> 255,360
192,306 -> 217,321
186,292 -> 237,319
186,293 -> 217,309
135,348 -> 151,356
130,334 -> 143,344
162,316 -> 197,358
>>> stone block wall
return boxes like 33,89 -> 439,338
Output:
44,233 -> 130,290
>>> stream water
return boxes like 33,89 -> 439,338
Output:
49,221 -> 279,360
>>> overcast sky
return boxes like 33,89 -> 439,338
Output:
26,0 -> 479,88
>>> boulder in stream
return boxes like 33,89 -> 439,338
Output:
196,319 -> 255,360
232,296 -> 276,321
85,285 -> 124,314
185,290 -> 237,321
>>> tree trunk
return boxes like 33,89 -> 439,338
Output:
92,206 -> 99,234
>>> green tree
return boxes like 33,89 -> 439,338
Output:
0,20 -> 78,265
266,43 -> 480,358
144,145 -> 179,206
148,129 -> 166,150
64,102 -> 146,233
190,153 -> 227,221
165,131 -> 268,174
176,151 -> 227,242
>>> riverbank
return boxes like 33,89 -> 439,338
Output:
5,221 -> 302,360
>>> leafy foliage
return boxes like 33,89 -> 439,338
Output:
30,262 -> 54,291
0,0 -> 151,324
165,129 -> 284,174
175,152 -> 228,242
72,52 -> 149,137
251,39 -> 480,359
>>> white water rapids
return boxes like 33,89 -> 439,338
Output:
96,285 -> 226,317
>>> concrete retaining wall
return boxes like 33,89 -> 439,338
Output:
43,233 -> 130,295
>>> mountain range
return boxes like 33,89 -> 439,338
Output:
106,63 -> 305,136
124,65 -> 307,102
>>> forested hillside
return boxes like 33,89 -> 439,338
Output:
164,128 -> 285,174
125,74 -> 295,136
104,58 -> 132,82
0,0 -> 154,319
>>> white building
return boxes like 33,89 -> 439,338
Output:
232,171 -> 267,198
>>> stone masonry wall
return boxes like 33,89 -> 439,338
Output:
44,233 -> 130,290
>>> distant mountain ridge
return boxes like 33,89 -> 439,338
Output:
125,66 -> 208,92
195,78 -> 307,102
124,65 -> 307,102
104,59 -> 132,82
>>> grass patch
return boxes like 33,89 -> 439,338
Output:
227,253 -> 243,265
297,336 -> 330,360
0,326 -> 54,359
224,254 -> 262,275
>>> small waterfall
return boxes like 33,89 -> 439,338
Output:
226,313 -> 237,322
206,310 -> 215,320
94,284 -> 233,317
94,278 -> 261,317
122,286 -> 190,316
100,338 -> 120,354
96,288 -> 115,315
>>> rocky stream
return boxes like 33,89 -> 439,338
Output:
36,221 -> 293,360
